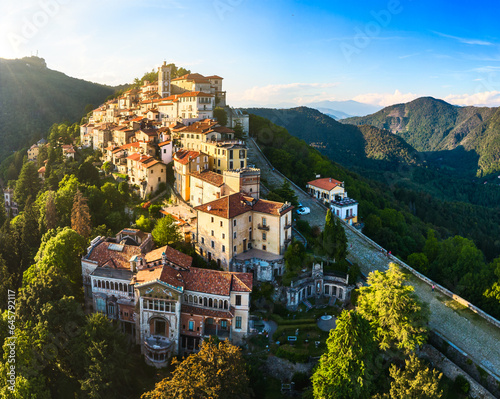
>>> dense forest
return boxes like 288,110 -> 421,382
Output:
0,56 -> 114,161
248,113 -> 500,319
343,97 -> 500,176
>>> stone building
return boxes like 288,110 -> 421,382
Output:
285,263 -> 353,310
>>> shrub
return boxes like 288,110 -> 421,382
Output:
453,375 -> 470,394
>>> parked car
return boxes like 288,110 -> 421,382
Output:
296,207 -> 310,215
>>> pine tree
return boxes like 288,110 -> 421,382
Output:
71,189 -> 91,238
14,161 -> 40,209
45,191 -> 58,231
312,310 -> 377,399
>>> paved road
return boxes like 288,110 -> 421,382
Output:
247,137 -> 500,377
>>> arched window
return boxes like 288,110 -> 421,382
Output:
214,299 -> 218,309
93,280 -> 97,287
209,298 -> 213,308
224,300 -> 228,310
106,281 -> 110,289
189,295 -> 193,303
203,297 -> 207,307
119,283 -> 123,291
194,296 -> 198,304
111,282 -> 115,291
98,280 -> 101,288
184,294 -> 188,302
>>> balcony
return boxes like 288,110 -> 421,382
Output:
257,224 -> 269,231
284,223 -> 292,229
144,335 -> 173,353
204,326 -> 230,339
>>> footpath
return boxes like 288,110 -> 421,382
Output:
246,136 -> 500,379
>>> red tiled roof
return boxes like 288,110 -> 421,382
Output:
87,241 -> 142,270
174,150 -> 201,165
182,268 -> 252,295
176,91 -> 213,98
158,140 -> 172,147
307,178 -> 342,191
190,170 -> 224,187
145,245 -> 193,269
206,75 -> 223,80
195,193 -> 292,219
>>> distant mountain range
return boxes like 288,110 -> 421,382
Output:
0,56 -> 114,160
342,97 -> 500,176
306,100 -> 382,117
243,107 -> 421,169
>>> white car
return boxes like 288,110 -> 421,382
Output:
296,206 -> 310,215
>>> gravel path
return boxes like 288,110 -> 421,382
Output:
247,137 -> 500,378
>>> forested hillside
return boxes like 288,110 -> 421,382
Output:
244,107 -> 422,169
248,113 -> 500,318
343,97 -> 500,176
0,56 -> 114,160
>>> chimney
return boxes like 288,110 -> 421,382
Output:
162,251 -> 167,265
329,178 -> 331,183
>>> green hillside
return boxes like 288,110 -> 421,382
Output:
343,97 -> 500,176
0,56 -> 114,160
244,107 -> 422,169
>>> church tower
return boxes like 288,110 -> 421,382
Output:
158,61 -> 171,97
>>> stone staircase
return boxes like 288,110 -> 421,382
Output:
302,299 -> 313,310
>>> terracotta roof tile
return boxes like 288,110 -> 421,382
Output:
190,170 -> 224,187
307,178 -> 342,191
181,304 -> 234,318
145,245 -> 193,269
86,241 -> 142,270
174,150 -> 201,165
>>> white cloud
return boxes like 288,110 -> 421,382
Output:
433,31 -> 494,46
239,82 -> 339,105
352,90 -> 420,107
445,91 -> 500,107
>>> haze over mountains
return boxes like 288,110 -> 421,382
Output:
0,56 -> 114,159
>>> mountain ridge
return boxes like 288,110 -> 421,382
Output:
342,97 -> 500,176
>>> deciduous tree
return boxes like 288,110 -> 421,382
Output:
142,337 -> 250,399
14,161 -> 40,209
152,215 -> 182,246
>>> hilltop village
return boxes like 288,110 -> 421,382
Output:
20,61 -> 356,367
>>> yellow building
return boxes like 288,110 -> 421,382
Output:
194,193 -> 293,280
126,153 -> 167,198
173,150 -> 210,202
27,144 -> 39,162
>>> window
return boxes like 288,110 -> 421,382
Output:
188,321 -> 194,331
221,320 -> 228,329
262,233 -> 266,241
240,160 -> 245,168
96,297 -> 106,313
325,285 -> 330,295
263,245 -> 267,251
222,245 -> 225,253
235,316 -> 242,329
229,150 -> 233,159
158,177 -> 161,182
249,216 -> 252,222
235,295 -> 241,306
201,237 -> 205,244
220,221 -> 223,227
233,232 -> 237,239
222,233 -> 225,239
211,240 -> 215,249
108,303 -> 115,316
262,217 -> 267,226
211,230 -> 214,236
229,161 -> 233,169
233,220 -> 236,226
211,217 -> 214,223
233,246 -> 237,253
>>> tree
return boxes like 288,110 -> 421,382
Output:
357,263 -> 429,352
77,161 -> 100,187
79,313 -> 132,399
283,241 -> 307,285
71,189 -> 91,238
102,161 -> 112,176
274,180 -> 299,207
152,215 -> 182,246
322,209 -> 347,262
135,215 -> 153,233
14,162 -> 40,209
214,107 -> 228,126
142,337 -> 250,399
44,191 -> 58,231
233,120 -> 244,139
386,353 -> 443,399
312,310 -> 377,399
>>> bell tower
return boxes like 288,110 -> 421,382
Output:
158,61 -> 171,97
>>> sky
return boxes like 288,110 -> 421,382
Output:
1,0 -> 500,109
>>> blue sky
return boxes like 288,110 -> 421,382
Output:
1,0 -> 500,108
